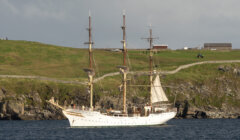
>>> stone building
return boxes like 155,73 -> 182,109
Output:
204,43 -> 232,50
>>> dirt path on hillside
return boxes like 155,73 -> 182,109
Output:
94,60 -> 240,82
1,60 -> 240,84
160,60 -> 240,74
0,75 -> 86,85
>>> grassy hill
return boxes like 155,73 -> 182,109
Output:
0,40 -> 240,119
1,40 -> 240,80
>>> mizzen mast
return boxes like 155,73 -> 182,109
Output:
84,11 -> 95,110
149,27 -> 153,106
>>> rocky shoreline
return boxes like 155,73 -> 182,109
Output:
0,88 -> 65,120
1,94 -> 239,120
174,100 -> 240,119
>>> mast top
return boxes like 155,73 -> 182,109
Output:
84,13 -> 94,69
121,12 -> 127,66
123,9 -> 126,16
88,9 -> 91,17
142,26 -> 158,46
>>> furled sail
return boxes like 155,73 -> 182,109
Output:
151,75 -> 168,103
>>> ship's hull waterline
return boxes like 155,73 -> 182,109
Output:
63,109 -> 176,127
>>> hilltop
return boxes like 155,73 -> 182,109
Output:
0,40 -> 240,120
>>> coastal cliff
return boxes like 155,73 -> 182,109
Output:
0,64 -> 239,120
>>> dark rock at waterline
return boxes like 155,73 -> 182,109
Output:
194,111 -> 207,119
0,100 -> 24,120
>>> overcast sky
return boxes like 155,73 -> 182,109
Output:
0,0 -> 240,49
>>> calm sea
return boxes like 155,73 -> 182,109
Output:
0,119 -> 239,139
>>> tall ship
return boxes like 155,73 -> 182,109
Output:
48,13 -> 176,127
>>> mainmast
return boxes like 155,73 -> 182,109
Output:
84,11 -> 94,110
120,11 -> 127,114
143,25 -> 157,106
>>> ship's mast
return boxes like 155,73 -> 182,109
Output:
122,11 -> 127,66
121,11 -> 127,114
84,11 -> 94,110
149,28 -> 153,106
88,12 -> 93,69
143,25 -> 157,106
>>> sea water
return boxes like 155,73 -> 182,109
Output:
0,119 -> 239,139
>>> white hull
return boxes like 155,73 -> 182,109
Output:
63,109 -> 176,127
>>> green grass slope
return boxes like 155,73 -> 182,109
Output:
1,40 -> 240,80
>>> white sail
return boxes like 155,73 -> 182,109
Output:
151,75 -> 168,103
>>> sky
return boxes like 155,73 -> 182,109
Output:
0,0 -> 240,49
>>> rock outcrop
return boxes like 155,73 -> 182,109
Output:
0,99 -> 65,120
0,87 -> 66,120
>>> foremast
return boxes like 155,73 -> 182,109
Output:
120,11 -> 127,114
122,11 -> 127,66
84,12 -> 94,110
